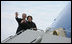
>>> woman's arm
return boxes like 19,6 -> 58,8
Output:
33,22 -> 37,31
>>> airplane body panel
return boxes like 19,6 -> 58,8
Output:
3,30 -> 44,43
51,2 -> 71,38
41,33 -> 71,43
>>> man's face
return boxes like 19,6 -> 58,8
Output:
28,17 -> 32,22
22,13 -> 26,19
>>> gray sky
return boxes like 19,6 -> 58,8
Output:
1,1 -> 70,41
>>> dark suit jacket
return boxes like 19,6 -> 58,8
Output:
15,17 -> 28,35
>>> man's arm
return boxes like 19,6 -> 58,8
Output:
15,12 -> 18,18
15,12 -> 21,23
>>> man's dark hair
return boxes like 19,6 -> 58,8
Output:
27,16 -> 33,20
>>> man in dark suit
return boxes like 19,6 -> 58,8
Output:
15,12 -> 28,35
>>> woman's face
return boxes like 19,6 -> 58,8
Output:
28,17 -> 32,22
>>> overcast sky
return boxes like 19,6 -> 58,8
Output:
1,1 -> 70,41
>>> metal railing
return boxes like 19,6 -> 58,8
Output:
1,29 -> 24,43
